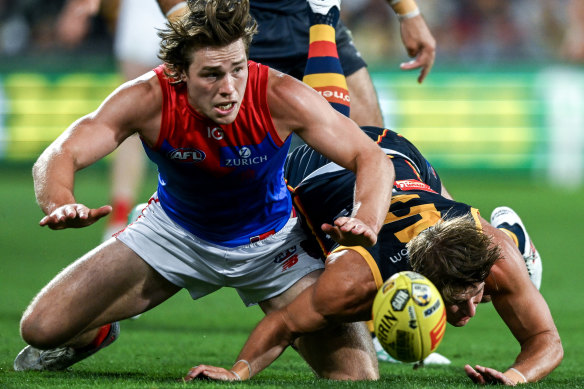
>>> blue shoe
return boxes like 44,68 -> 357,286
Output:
490,206 -> 542,289
14,322 -> 120,371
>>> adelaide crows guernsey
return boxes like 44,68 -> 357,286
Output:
144,62 -> 292,247
285,127 -> 480,283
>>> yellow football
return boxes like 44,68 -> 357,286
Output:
372,271 -> 446,363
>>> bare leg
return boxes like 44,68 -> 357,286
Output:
347,67 -> 384,127
19,238 -> 180,350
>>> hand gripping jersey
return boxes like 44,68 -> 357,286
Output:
285,126 -> 481,284
144,62 -> 292,247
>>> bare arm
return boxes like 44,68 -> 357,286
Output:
33,74 -> 162,229
268,70 -> 394,247
440,182 -> 454,200
466,219 -> 563,385
56,0 -> 101,47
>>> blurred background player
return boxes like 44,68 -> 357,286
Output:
57,0 -> 436,239
244,0 -> 436,128
56,0 -> 168,238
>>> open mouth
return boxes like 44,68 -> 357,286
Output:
216,102 -> 235,113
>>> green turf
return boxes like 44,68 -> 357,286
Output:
1,164 -> 582,388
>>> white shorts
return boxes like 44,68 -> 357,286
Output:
116,197 -> 324,306
114,0 -> 166,67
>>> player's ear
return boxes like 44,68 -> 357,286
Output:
180,69 -> 188,82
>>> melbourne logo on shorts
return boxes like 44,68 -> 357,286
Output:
273,246 -> 297,264
274,246 -> 299,272
394,180 -> 437,194
281,255 -> 299,271
222,145 -> 268,167
168,148 -> 206,163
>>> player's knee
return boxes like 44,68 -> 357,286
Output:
20,308 -> 66,349
317,322 -> 380,381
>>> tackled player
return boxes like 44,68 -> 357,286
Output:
184,126 -> 562,385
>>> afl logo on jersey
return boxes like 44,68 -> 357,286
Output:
168,148 -> 206,163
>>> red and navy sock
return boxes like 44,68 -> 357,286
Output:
303,5 -> 350,117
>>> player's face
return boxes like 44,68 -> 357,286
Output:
445,282 -> 485,327
182,39 -> 248,125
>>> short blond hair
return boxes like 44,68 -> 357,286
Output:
407,215 -> 500,304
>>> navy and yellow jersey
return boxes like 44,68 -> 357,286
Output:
284,127 -> 481,288
285,127 -> 442,190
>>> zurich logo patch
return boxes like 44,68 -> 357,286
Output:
239,147 -> 252,158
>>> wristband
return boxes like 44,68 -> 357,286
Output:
397,8 -> 420,21
165,1 -> 188,20
509,367 -> 527,384
390,0 -> 420,20
231,359 -> 252,380
230,370 -> 242,381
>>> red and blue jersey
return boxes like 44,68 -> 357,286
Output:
144,61 -> 292,246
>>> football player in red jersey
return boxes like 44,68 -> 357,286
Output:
58,0 -> 435,243
14,0 -> 394,379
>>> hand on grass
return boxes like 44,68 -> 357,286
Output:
184,365 -> 241,381
465,364 -> 517,386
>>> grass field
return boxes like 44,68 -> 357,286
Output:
0,163 -> 582,388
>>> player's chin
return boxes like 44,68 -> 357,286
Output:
450,316 -> 471,327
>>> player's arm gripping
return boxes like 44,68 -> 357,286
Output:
268,70 -> 395,247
